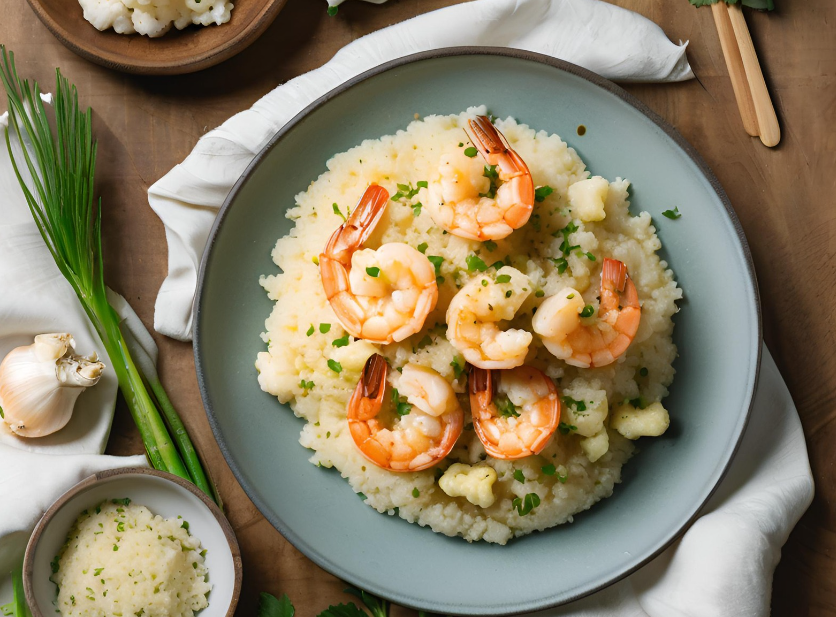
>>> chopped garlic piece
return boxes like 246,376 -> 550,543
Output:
611,401 -> 670,439
568,176 -> 609,222
438,463 -> 497,508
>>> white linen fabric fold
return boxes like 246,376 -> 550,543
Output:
0,111 -> 149,601
148,0 -> 693,342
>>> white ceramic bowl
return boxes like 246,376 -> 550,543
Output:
23,467 -> 241,617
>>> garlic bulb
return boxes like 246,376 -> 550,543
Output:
0,333 -> 105,438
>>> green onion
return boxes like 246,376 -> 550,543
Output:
534,185 -> 554,202
327,5 -> 338,16
300,379 -> 315,390
327,359 -> 342,373
541,464 -> 556,476
416,242 -> 428,254
0,49 -> 216,502
306,324 -> 315,336
496,274 -> 511,283
365,267 -> 380,278
332,333 -> 350,347
396,402 -> 412,416
320,323 -> 332,333
558,422 -> 577,435
449,356 -> 465,379
483,240 -> 497,252
463,147 -> 478,157
580,305 -> 595,318
412,488 -> 420,498
427,255 -> 444,275
416,180 -> 428,189
466,254 -> 487,272
535,290 -> 545,298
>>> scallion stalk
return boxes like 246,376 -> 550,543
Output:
0,47 -> 216,504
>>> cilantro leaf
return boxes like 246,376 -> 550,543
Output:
258,592 -> 294,617
512,492 -> 541,516
513,469 -> 525,483
662,207 -> 681,220
344,587 -> 390,617
317,603 -> 367,617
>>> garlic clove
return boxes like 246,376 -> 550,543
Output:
0,333 -> 106,438
33,333 -> 75,363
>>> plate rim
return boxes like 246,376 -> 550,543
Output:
25,0 -> 289,76
193,46 -> 763,614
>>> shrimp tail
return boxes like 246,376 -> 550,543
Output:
322,184 -> 389,265
602,258 -> 628,294
467,115 -> 507,156
349,353 -> 389,421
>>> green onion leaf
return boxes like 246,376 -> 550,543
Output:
466,254 -> 488,272
365,267 -> 381,278
332,334 -> 350,348
327,359 -> 343,373
464,147 -> 478,157
483,240 -> 497,252
427,255 -> 444,275
580,305 -> 595,318
496,274 -> 511,283
320,323 -> 332,333
541,464 -> 556,476
417,242 -> 428,254
534,185 -> 554,202
412,488 -> 420,498
306,324 -> 315,337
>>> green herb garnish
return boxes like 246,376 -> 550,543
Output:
417,242 -> 428,254
427,255 -> 444,275
558,422 -> 578,435
534,185 -> 554,202
327,359 -> 342,373
580,305 -> 595,318
513,469 -> 525,483
332,333 -> 350,348
512,493 -> 541,516
463,147 -> 478,157
466,254 -> 488,272
494,394 -> 520,418
319,323 -> 332,334
365,267 -> 380,278
662,207 -> 681,220
496,274 -> 511,283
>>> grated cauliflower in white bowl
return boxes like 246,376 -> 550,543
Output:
78,0 -> 234,38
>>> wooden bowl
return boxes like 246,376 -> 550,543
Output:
23,467 -> 242,617
25,0 -> 289,75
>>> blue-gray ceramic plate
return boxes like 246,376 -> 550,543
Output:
194,48 -> 760,615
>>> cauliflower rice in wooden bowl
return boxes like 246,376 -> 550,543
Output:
26,0 -> 288,74
194,49 -> 760,614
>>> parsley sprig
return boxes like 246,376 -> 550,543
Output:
512,493 -> 541,516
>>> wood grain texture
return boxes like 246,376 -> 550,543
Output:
0,0 -> 833,614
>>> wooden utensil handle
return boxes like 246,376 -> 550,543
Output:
727,2 -> 781,147
711,2 -> 759,137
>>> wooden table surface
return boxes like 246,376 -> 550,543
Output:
2,0 -> 834,614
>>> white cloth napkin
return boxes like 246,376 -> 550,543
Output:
148,0 -> 693,342
144,0 -> 813,614
0,110 -> 149,600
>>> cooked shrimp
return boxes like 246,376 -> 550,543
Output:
426,116 -> 534,241
468,365 -> 560,460
532,258 -> 641,368
446,266 -> 533,369
347,354 -> 464,472
319,184 -> 438,343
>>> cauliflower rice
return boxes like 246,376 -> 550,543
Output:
256,107 -> 681,544
79,0 -> 233,38
52,500 -> 210,617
